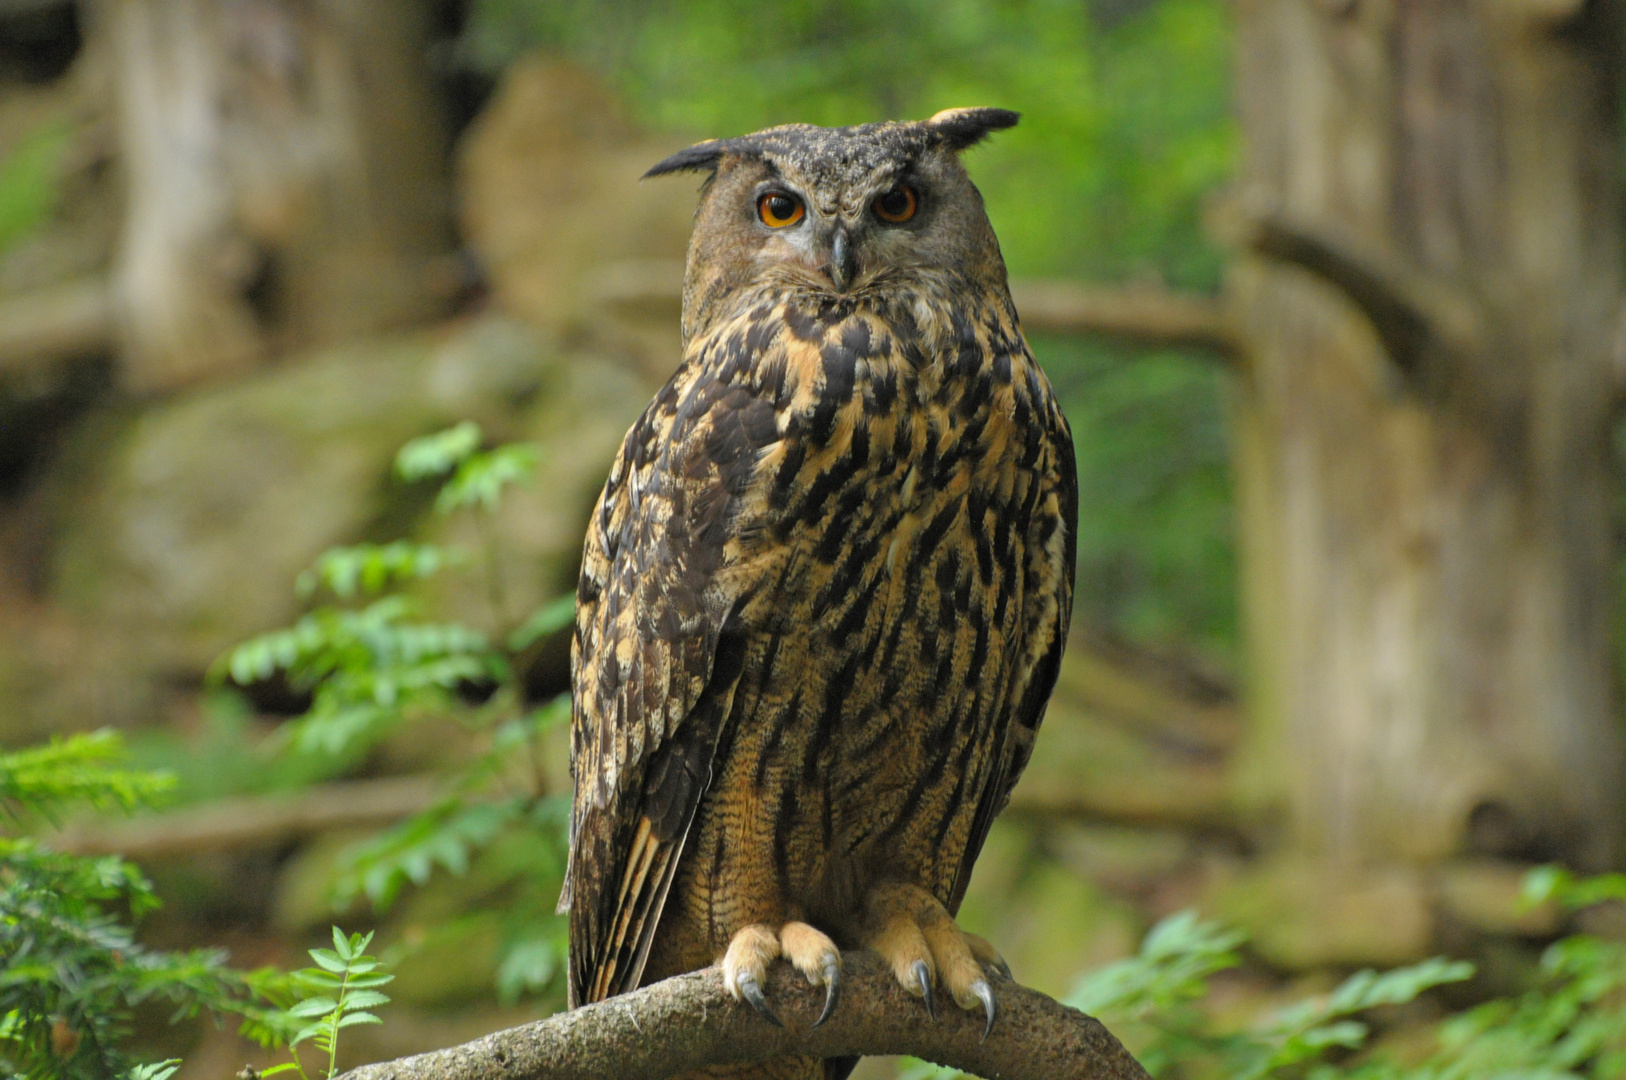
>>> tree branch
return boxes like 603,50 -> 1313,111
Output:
1239,207 -> 1484,379
1010,279 -> 1244,360
335,950 -> 1149,1080
48,775 -> 441,859
0,277 -> 114,386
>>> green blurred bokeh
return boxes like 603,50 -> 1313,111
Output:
460,0 -> 1241,667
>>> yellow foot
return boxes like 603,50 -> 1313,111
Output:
863,881 -> 1003,1038
720,921 -> 842,1028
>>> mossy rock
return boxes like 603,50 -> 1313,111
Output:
30,315 -> 643,738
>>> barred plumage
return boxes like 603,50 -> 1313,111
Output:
563,108 -> 1076,1080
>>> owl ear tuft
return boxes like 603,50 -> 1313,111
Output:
645,139 -> 735,178
925,107 -> 1020,151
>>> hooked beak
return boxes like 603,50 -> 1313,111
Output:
827,226 -> 858,292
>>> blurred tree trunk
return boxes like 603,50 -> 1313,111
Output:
97,0 -> 452,394
1231,0 -> 1625,868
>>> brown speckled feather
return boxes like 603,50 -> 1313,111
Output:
564,114 -> 1076,1080
566,276 -> 1074,1009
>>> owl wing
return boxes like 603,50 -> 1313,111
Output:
562,350 -> 782,1009
948,376 -> 1077,913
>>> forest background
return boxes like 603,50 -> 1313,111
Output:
0,0 -> 1621,1077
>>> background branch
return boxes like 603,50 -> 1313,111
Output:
1010,279 -> 1243,359
0,277 -> 113,382
1240,208 -> 1482,378
48,775 -> 441,859
334,950 -> 1150,1080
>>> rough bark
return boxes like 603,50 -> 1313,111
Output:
334,951 -> 1150,1080
98,0 -> 453,394
1230,0 -> 1626,867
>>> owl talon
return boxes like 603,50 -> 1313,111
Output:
866,881 -> 1006,1032
965,932 -> 1011,981
970,979 -> 996,1040
913,959 -> 936,1020
736,969 -> 783,1028
814,955 -> 841,1027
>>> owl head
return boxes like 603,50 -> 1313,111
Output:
647,108 -> 1019,342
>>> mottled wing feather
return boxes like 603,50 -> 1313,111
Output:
948,376 -> 1076,913
564,338 -> 781,1009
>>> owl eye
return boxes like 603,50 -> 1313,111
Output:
873,185 -> 918,223
757,192 -> 805,228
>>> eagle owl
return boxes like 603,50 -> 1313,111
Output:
563,107 -> 1077,1079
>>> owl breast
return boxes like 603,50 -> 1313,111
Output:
642,287 -> 1057,978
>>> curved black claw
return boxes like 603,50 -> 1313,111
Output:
814,955 -> 841,1028
737,970 -> 783,1028
970,979 -> 997,1041
913,959 -> 936,1021
989,955 -> 1013,981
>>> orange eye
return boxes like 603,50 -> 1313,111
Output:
757,192 -> 805,228
873,185 -> 917,223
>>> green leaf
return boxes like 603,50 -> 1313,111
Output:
506,595 -> 577,651
0,120 -> 71,255
0,729 -> 177,822
434,443 -> 541,514
127,1060 -> 183,1080
308,949 -> 347,973
294,969 -> 343,989
257,1065 -> 303,1077
336,1012 -> 383,1028
288,998 -> 338,1018
340,991 -> 391,1011
333,798 -> 522,910
341,973 -> 395,989
297,542 -> 458,600
332,927 -> 354,960
396,421 -> 482,481
496,935 -> 559,1003
290,1022 -> 325,1048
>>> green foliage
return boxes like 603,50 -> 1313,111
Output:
1047,337 -> 1235,657
394,422 -> 541,516
394,421 -> 484,482
0,120 -> 71,255
0,839 -> 243,1079
220,595 -> 505,757
459,0 -> 1240,662
910,870 -> 1626,1080
218,426 -> 540,764
506,594 -> 577,652
128,1061 -> 181,1080
1062,913 -> 1473,1079
297,543 -> 462,602
461,0 -> 1234,288
218,424 -> 573,1006
123,695 -> 351,806
260,930 -> 393,1080
0,736 -> 282,1080
1521,864 -> 1626,911
0,731 -> 176,824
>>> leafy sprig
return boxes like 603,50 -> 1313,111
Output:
216,423 -> 575,1005
0,730 -> 175,823
262,930 -> 393,1080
